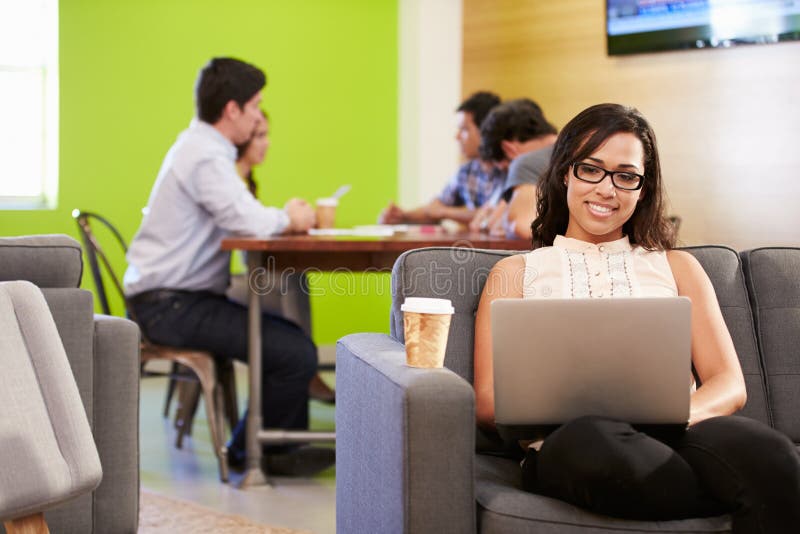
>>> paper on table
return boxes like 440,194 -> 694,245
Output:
308,227 -> 395,237
354,224 -> 413,233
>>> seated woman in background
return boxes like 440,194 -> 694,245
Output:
233,110 -> 335,404
236,109 -> 269,196
473,103 -> 800,531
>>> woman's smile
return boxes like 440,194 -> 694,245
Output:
586,201 -> 616,217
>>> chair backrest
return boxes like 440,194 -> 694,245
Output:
71,209 -> 130,317
0,234 -> 84,289
390,245 -> 770,426
741,247 -> 800,440
0,280 -> 102,520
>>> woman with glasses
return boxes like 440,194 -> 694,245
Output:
473,103 -> 800,531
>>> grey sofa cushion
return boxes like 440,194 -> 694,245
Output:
0,235 -> 83,288
741,247 -> 800,441
683,246 -> 770,425
475,455 -> 730,533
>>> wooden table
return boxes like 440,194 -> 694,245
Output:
221,230 -> 530,487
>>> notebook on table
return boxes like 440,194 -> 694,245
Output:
490,297 -> 692,441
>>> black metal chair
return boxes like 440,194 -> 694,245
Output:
71,209 -> 239,481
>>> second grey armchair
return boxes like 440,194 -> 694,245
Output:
0,234 -> 140,533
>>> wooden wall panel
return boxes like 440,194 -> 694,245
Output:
463,0 -> 800,249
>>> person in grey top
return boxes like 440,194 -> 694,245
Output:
124,57 -> 331,475
503,144 -> 554,201
476,99 -> 558,240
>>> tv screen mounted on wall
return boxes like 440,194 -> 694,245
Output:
607,0 -> 800,55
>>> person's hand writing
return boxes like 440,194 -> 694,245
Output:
378,202 -> 406,224
284,198 -> 316,233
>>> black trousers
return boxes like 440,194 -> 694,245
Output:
130,290 -> 317,452
522,415 -> 800,533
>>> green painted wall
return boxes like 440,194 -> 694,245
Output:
0,0 -> 397,344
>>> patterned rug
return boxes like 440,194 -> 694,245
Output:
138,490 -> 309,534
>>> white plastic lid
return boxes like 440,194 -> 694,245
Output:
401,297 -> 454,314
316,197 -> 339,207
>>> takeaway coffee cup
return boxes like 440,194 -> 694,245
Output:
316,197 -> 338,229
401,297 -> 455,368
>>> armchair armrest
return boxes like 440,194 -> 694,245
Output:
336,333 -> 476,534
91,314 -> 140,533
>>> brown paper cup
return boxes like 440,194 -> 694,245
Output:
403,311 -> 452,368
316,198 -> 337,229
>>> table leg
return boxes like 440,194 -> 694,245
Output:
239,251 -> 268,488
237,251 -> 336,487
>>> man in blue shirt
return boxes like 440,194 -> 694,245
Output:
124,57 -> 329,475
379,91 -> 506,225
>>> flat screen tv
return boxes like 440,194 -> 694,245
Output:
607,0 -> 800,55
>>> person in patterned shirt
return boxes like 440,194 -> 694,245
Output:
379,91 -> 506,225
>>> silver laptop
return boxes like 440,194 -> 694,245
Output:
491,297 -> 692,440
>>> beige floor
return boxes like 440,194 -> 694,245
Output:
139,364 -> 336,534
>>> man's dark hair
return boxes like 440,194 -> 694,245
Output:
195,57 -> 266,124
457,91 -> 501,128
479,98 -> 557,162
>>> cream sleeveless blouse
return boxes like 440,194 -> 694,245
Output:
517,236 -> 683,451
522,235 -> 677,299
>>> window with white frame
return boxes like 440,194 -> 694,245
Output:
0,0 -> 59,209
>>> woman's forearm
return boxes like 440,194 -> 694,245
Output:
689,371 -> 747,425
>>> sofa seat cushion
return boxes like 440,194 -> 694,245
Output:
475,454 -> 731,533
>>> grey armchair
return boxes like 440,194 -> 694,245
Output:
0,235 -> 140,534
336,245 -> 795,533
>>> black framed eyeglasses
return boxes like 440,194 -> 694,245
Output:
571,162 -> 645,191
